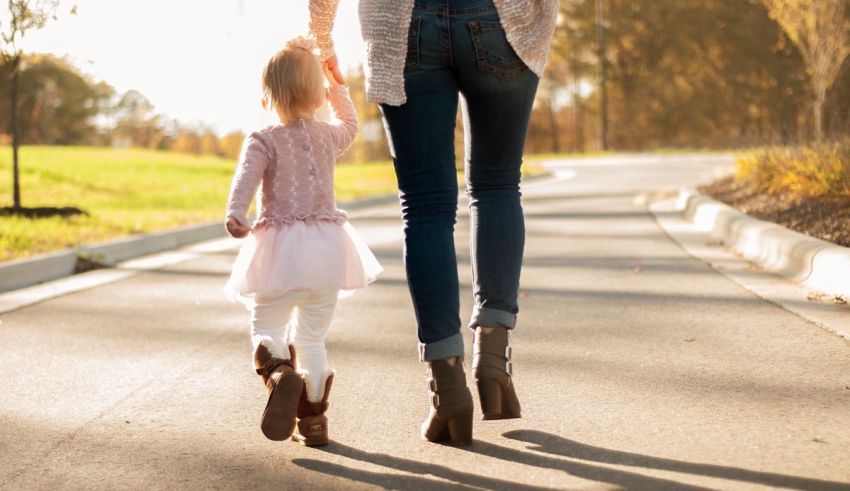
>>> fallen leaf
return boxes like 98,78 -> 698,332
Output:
833,296 -> 847,305
811,437 -> 827,444
807,292 -> 826,302
683,338 -> 696,342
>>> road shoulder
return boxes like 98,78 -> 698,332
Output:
651,190 -> 850,341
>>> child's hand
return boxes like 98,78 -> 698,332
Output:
324,55 -> 345,85
226,216 -> 250,238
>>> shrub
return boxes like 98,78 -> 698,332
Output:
737,141 -> 850,198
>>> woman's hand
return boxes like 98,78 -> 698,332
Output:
325,54 -> 345,85
226,216 -> 250,238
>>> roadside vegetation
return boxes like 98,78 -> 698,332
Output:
736,143 -> 850,199
701,142 -> 850,247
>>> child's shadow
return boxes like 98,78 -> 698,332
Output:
502,430 -> 850,491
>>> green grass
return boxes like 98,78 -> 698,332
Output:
0,146 -> 402,261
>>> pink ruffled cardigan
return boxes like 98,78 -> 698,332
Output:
225,84 -> 357,229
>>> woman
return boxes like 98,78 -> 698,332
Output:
309,0 -> 558,445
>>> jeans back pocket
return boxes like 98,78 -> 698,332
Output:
405,16 -> 423,73
469,21 -> 528,79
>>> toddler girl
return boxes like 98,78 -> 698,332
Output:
223,37 -> 382,445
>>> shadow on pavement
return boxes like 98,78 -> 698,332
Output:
302,440 -> 710,490
309,442 -> 549,491
294,452 -> 532,491
293,459 -> 481,490
503,430 -> 850,491
463,440 -> 712,490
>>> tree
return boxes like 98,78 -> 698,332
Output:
111,90 -> 165,148
0,54 -> 114,145
219,131 -> 245,159
761,0 -> 850,142
171,128 -> 202,155
1,0 -> 65,209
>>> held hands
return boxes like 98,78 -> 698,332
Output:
325,54 -> 345,85
226,216 -> 250,238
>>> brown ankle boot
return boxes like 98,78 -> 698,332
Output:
292,371 -> 334,446
421,358 -> 474,445
253,343 -> 303,441
473,327 -> 521,420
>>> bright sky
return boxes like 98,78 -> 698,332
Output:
22,0 -> 368,135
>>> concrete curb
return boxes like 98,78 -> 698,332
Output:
0,194 -> 400,294
674,189 -> 850,299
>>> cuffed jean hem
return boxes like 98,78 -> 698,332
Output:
419,332 -> 465,362
468,306 -> 517,330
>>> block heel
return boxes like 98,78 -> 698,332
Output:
421,358 -> 474,446
476,378 -> 503,419
447,410 -> 473,445
473,327 -> 521,420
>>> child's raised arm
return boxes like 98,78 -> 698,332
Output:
325,82 -> 358,156
225,132 -> 271,234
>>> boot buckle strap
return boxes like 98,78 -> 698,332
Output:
429,378 -> 461,392
431,387 -> 472,407
505,346 -> 512,360
506,361 -> 513,376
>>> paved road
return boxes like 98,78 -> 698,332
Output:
2,154 -> 849,490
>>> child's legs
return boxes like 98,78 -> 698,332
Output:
292,290 -> 338,402
250,291 -> 300,360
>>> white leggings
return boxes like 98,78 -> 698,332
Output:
250,289 -> 338,402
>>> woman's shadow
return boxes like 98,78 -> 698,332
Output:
292,431 -> 850,490
502,430 -> 850,491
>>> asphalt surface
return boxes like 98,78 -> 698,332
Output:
2,154 -> 849,490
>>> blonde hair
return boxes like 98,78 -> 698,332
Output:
262,42 -> 324,120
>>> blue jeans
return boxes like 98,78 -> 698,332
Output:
380,0 -> 540,361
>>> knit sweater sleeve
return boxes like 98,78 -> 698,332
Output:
225,132 -> 270,226
325,84 -> 358,156
309,0 -> 339,62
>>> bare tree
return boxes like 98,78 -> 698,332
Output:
0,0 -> 62,209
761,0 -> 850,142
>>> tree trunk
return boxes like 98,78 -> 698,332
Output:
546,96 -> 560,154
569,33 -> 584,153
596,0 -> 608,151
813,85 -> 825,143
11,54 -> 21,210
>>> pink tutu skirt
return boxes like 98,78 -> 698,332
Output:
224,221 -> 383,302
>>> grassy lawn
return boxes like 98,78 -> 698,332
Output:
0,146 -> 554,262
0,146 -> 402,261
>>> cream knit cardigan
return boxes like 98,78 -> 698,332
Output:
309,0 -> 559,106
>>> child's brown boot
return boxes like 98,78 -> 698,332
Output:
473,327 -> 521,420
292,371 -> 334,446
421,357 -> 474,445
253,342 -> 303,441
